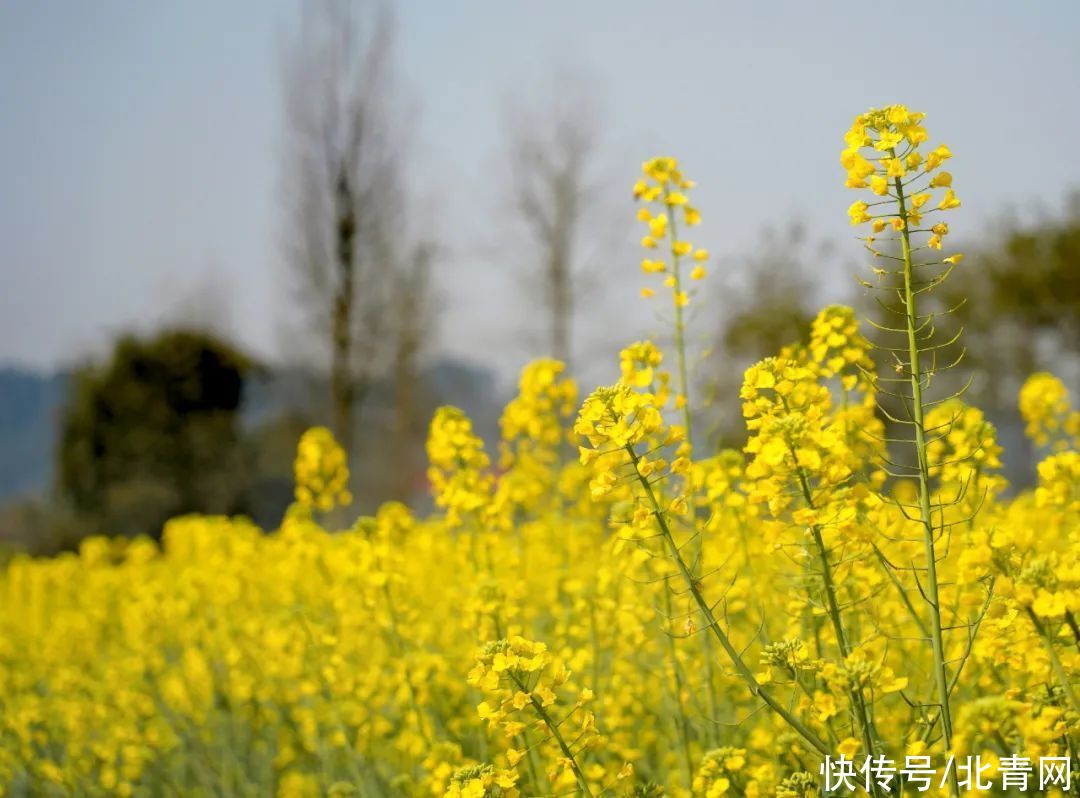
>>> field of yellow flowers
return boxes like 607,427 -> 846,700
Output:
2,106 -> 1079,798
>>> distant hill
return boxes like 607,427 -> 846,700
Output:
0,368 -> 68,500
0,359 -> 505,503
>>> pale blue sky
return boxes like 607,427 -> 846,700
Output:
2,1 -> 1079,384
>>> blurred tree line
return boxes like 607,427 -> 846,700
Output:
2,1 -> 1077,555
940,193 -> 1080,415
10,192 -> 1066,554
0,0 -> 442,555
0,322 -> 492,554
702,195 -> 1080,488
57,331 -> 252,541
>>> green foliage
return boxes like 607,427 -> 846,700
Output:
705,201 -> 1080,468
718,225 -> 824,361
56,329 -> 253,541
705,223 -> 838,446
939,194 -> 1080,411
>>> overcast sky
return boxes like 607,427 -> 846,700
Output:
2,1 -> 1079,387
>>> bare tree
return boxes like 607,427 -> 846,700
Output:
281,0 -> 429,456
384,238 -> 437,498
501,72 -> 607,369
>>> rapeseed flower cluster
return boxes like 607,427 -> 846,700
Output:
634,157 -> 708,306
295,426 -> 353,511
1020,373 -> 1080,451
427,407 -> 495,526
2,107 -> 1078,798
494,359 -> 578,516
843,105 -> 960,251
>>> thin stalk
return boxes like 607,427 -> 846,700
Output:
787,444 -> 882,788
493,616 -> 542,786
661,184 -> 720,746
919,581 -> 994,745
661,191 -> 693,443
627,445 -> 831,756
662,587 -> 697,788
509,673 -> 595,798
872,543 -> 932,640
516,731 -> 544,796
1065,611 -> 1080,651
1025,608 -> 1080,717
809,525 -> 880,769
893,165 -> 958,798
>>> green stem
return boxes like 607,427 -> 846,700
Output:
1064,611 -> 1080,651
662,185 -> 720,747
872,543 -> 931,641
893,166 -> 957,798
662,588 -> 697,788
662,192 -> 694,445
516,731 -> 544,795
510,673 -> 595,798
1025,608 -> 1080,717
919,581 -> 994,746
786,442 -> 881,788
627,445 -> 830,756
